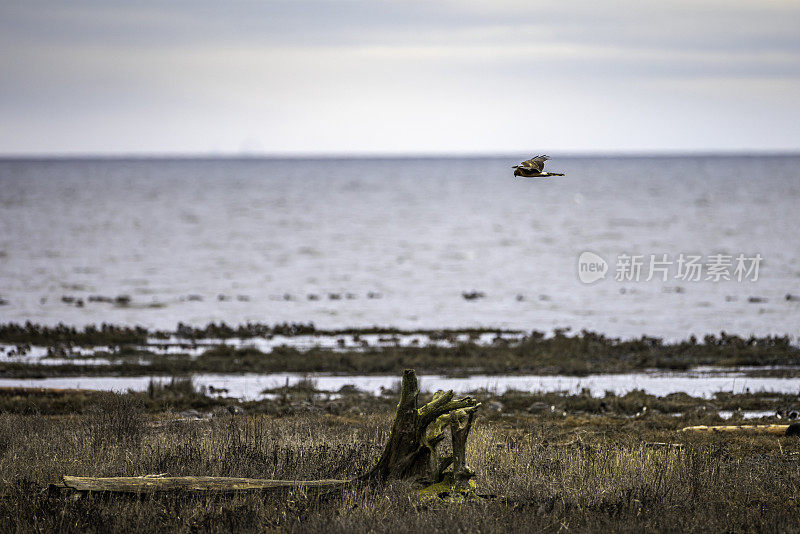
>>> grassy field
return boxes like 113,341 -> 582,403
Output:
1,385 -> 800,533
2,323 -> 799,377
3,322 -> 799,531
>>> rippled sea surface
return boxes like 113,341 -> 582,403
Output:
1,155 -> 798,339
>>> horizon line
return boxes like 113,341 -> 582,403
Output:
1,148 -> 799,161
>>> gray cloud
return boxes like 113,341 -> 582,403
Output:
1,1 -> 799,154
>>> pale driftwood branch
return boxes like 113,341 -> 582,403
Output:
680,424 -> 790,435
62,476 -> 349,493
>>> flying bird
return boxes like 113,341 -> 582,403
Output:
512,155 -> 565,178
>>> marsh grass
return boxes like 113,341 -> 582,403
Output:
0,382 -> 797,424
0,322 -> 511,346
3,325 -> 799,378
1,402 -> 800,532
86,393 -> 146,447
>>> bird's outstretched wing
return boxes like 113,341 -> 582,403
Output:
519,155 -> 550,172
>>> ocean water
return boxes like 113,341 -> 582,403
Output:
0,155 -> 799,340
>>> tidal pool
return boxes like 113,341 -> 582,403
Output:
1,368 -> 798,402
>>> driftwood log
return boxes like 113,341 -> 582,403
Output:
680,424 -> 800,436
59,369 -> 481,494
61,476 -> 349,493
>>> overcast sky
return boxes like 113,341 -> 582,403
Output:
1,1 -> 799,155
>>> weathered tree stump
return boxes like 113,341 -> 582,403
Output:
363,369 -> 480,485
59,369 -> 481,494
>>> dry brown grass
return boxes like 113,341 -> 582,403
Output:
1,404 -> 799,532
